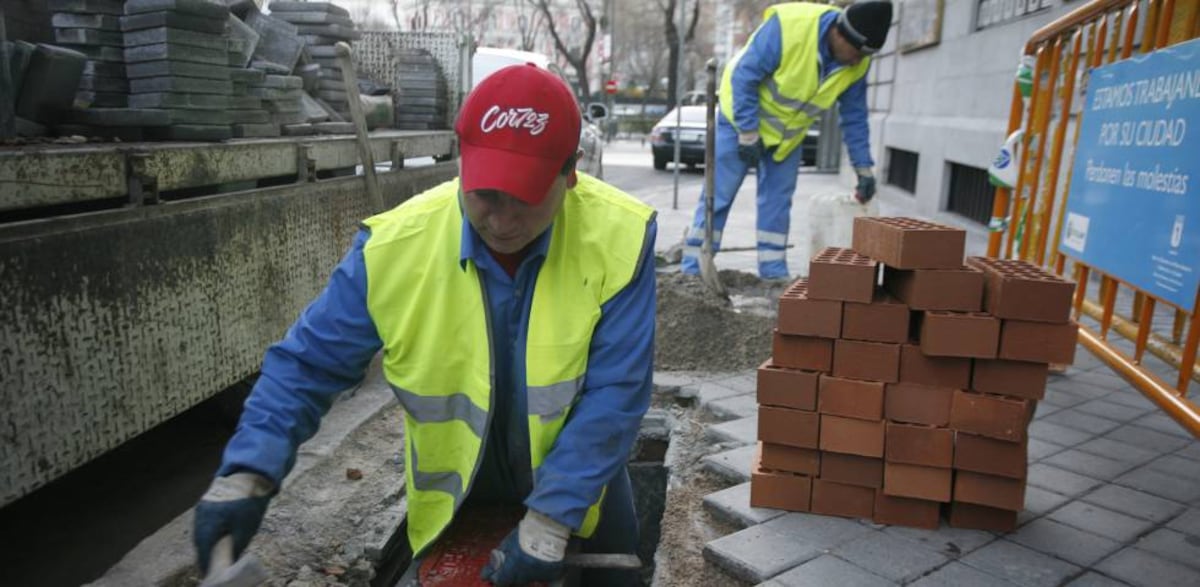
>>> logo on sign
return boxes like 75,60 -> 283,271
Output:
480,106 -> 550,136
1063,212 -> 1090,253
1171,215 -> 1184,249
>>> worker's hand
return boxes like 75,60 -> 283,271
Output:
737,130 -> 761,167
854,167 -> 877,203
193,472 -> 274,575
480,510 -> 569,586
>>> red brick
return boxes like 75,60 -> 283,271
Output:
808,247 -> 878,303
852,217 -> 966,269
773,331 -> 834,372
819,452 -> 883,488
820,414 -> 885,457
873,493 -> 941,529
778,278 -> 843,337
811,479 -> 875,519
841,289 -> 911,344
966,256 -> 1075,323
999,320 -> 1079,365
954,470 -> 1025,511
757,360 -> 820,410
948,501 -> 1018,533
761,442 -> 820,476
971,359 -> 1049,400
883,462 -> 952,502
885,422 -> 954,467
954,433 -> 1027,479
919,311 -> 1000,358
885,382 -> 954,427
759,406 -> 820,449
818,374 -> 885,420
751,450 -> 813,512
884,265 -> 984,311
832,339 -> 901,383
949,389 -> 1032,443
899,344 -> 971,389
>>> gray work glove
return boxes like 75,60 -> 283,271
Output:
192,472 -> 274,575
855,167 -> 877,203
737,130 -> 762,167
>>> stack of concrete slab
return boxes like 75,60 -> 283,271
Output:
50,0 -> 130,109
250,74 -> 308,135
229,67 -> 275,137
267,1 -> 358,121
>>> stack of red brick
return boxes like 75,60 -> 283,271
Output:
750,217 -> 1078,532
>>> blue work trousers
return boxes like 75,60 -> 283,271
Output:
681,112 -> 805,279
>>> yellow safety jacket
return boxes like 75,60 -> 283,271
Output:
720,2 -> 871,161
360,174 -> 655,555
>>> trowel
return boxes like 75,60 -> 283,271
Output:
199,536 -> 268,587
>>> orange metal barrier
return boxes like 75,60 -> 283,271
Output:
986,0 -> 1200,437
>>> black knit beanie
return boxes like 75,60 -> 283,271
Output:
837,1 -> 894,55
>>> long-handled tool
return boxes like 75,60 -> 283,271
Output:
699,58 -> 728,298
334,41 -> 386,214
199,536 -> 268,587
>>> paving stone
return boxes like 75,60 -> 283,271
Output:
1043,384 -> 1099,407
263,97 -> 303,112
295,23 -> 361,40
762,554 -> 896,587
1068,369 -> 1131,392
1167,508 -> 1200,535
1027,463 -> 1103,497
1028,421 -> 1094,447
129,92 -> 230,110
718,372 -> 758,394
48,0 -> 125,15
1048,501 -> 1157,542
1027,437 -> 1066,461
71,107 -> 169,126
232,122 -> 281,138
1096,547 -> 1200,587
1075,437 -> 1161,467
764,512 -> 873,551
1075,398 -> 1152,422
1024,484 -> 1072,516
123,27 -> 228,51
692,380 -> 743,405
961,540 -> 1081,587
126,59 -> 230,80
882,525 -> 996,559
229,110 -> 269,124
246,11 -> 305,72
16,44 -> 87,123
1007,518 -> 1122,566
1043,449 -> 1137,481
1083,485 -> 1187,523
306,44 -> 339,58
703,523 -> 820,584
1176,443 -> 1200,462
1107,424 -> 1193,453
120,11 -> 228,34
272,11 -> 355,27
61,43 -> 125,62
229,96 -> 264,110
54,28 -> 124,47
707,394 -> 758,421
1033,401 -> 1062,420
1100,390 -> 1157,410
78,74 -> 129,93
76,89 -> 128,107
1131,413 -> 1195,439
1146,455 -> 1200,482
269,110 -> 307,125
144,124 -> 232,141
1116,465 -> 1200,504
125,0 -> 230,19
702,445 -> 755,484
832,530 -> 949,583
130,76 -> 232,95
82,60 -> 125,78
1134,528 -> 1200,571
707,416 -> 756,446
907,561 -> 1015,587
1064,572 -> 1134,586
126,42 -> 228,65
702,482 -> 785,529
1043,409 -> 1122,435
282,122 -> 315,136
312,121 -> 353,134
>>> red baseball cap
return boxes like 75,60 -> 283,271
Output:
455,63 -> 582,205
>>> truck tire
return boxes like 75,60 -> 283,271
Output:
653,154 -> 667,170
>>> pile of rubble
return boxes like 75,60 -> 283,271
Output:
751,216 -> 1078,531
7,0 -> 384,142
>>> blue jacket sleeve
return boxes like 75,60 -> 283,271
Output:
731,15 -> 782,133
218,230 -> 383,485
524,220 -> 658,529
837,75 -> 874,168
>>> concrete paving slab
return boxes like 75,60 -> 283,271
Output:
120,11 -> 228,34
129,92 -> 230,110
692,380 -> 744,405
1042,385 -> 1097,407
1175,443 -> 1200,462
762,512 -> 874,551
708,394 -> 758,421
1028,437 -> 1067,461
1166,508 -> 1200,535
1028,463 -> 1103,497
1034,401 -> 1063,420
1100,390 -> 1158,410
1145,455 -> 1200,482
961,540 -> 1081,587
1082,485 -> 1187,523
1028,421 -> 1095,448
1048,501 -> 1157,543
717,372 -> 759,394
273,11 -> 355,27
882,524 -> 996,559
269,1 -> 351,16
1130,413 -> 1196,439
832,530 -> 950,583
52,13 -> 122,30
1115,465 -> 1200,504
144,124 -> 233,141
124,27 -> 228,51
702,482 -> 785,529
15,44 -> 87,124
1064,572 -> 1133,586
230,110 -> 269,124
761,554 -> 896,587
1096,547 -> 1200,587
125,59 -> 230,80
703,523 -> 820,584
55,28 -> 124,47
708,416 -> 757,446
1075,437 -> 1161,467
1133,528 -> 1200,571
125,42 -> 228,65
702,444 -> 755,484
49,0 -> 125,15
130,76 -> 232,95
1042,409 -> 1123,435
233,122 -> 281,137
1042,449 -> 1138,481
126,0 -> 231,18
1067,369 -> 1133,392
1006,518 -> 1122,567
1106,424 -> 1194,453
1075,398 -> 1153,423
908,561 -> 1017,587
1024,485 -> 1072,516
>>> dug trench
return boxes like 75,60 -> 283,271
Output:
1,269 -> 781,586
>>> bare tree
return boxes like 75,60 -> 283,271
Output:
657,0 -> 701,107
615,0 -> 669,104
528,0 -> 598,99
514,0 -> 544,51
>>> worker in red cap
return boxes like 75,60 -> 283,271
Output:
191,63 -> 657,586
682,0 -> 893,280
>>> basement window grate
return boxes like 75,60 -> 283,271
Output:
947,162 -> 995,225
886,148 -> 919,193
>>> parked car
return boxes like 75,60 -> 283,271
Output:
649,106 -> 821,171
471,47 -> 607,178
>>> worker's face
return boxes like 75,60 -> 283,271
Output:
830,28 -> 866,67
460,162 -> 574,254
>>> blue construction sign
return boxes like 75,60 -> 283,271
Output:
1061,37 -> 1200,311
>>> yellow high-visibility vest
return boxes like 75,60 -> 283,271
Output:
361,173 -> 655,555
720,2 -> 870,161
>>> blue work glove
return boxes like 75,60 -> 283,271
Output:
193,472 -> 274,575
480,510 -> 570,586
737,130 -> 761,167
855,168 -> 877,203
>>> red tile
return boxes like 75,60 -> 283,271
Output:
778,278 -> 843,338
808,247 -> 878,303
885,382 -> 954,427
818,374 -> 885,420
883,462 -> 952,502
919,311 -> 1000,359
832,339 -> 901,383
899,343 -> 971,389
998,320 -> 1079,365
811,479 -> 875,519
757,359 -> 820,410
842,289 -> 911,343
954,433 -> 1028,479
759,405 -> 820,449
773,331 -> 834,372
971,359 -> 1049,400
948,501 -> 1018,532
819,452 -> 883,488
884,265 -> 984,311
751,450 -> 813,512
949,389 -> 1032,443
966,256 -> 1075,323
852,217 -> 966,269
760,442 -> 821,476
953,470 -> 1025,511
885,422 -> 954,468
820,414 -> 885,457
873,493 -> 941,529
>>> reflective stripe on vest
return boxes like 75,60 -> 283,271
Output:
719,2 -> 870,162
362,174 -> 655,556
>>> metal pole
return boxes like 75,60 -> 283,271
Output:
671,0 -> 685,210
0,7 -> 15,139
604,0 -> 615,142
